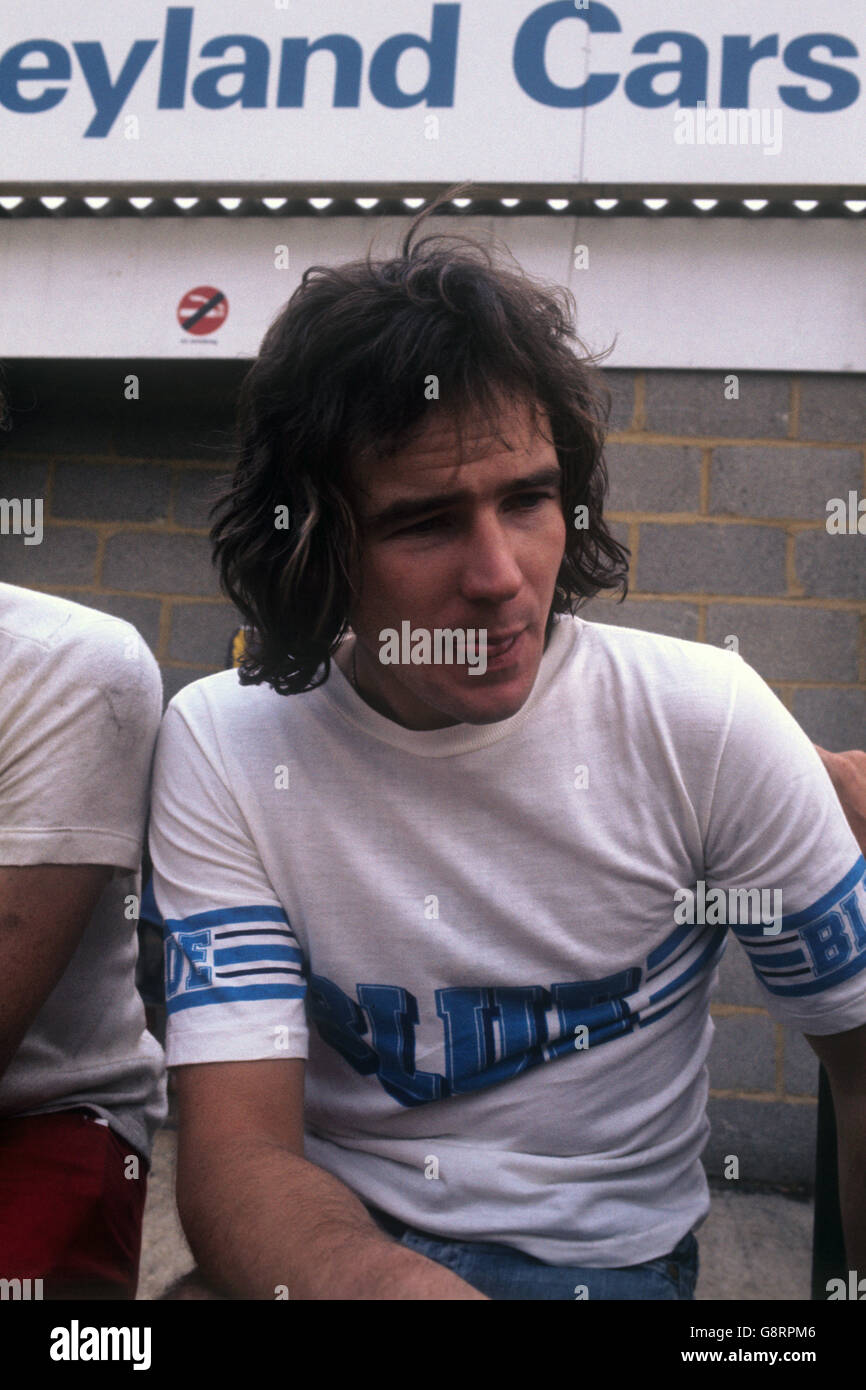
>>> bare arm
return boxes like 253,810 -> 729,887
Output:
805,1022 -> 866,1270
0,863 -> 112,1081
174,1057 -> 489,1300
809,747 -> 866,1266
814,746 -> 866,853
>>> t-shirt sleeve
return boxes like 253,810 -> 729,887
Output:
148,693 -> 309,1067
0,618 -> 162,873
703,654 -> 866,1035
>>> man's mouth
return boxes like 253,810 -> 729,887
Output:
485,628 -> 524,656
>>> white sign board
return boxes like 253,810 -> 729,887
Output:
0,2 -> 864,191
1,216 -> 863,368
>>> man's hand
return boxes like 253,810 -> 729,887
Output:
0,863 -> 113,1081
814,747 -> 866,854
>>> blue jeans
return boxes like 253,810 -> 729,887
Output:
368,1208 -> 699,1300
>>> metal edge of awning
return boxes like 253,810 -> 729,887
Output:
1,193 -> 865,219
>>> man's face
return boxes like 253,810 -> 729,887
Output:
345,396 -> 567,729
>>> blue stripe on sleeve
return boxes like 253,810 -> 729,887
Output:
213,944 -> 303,967
163,904 -> 290,930
755,950 -> 866,998
749,948 -> 807,970
167,981 -> 307,1015
778,855 -> 866,929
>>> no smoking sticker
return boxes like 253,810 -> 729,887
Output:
177,286 -> 228,335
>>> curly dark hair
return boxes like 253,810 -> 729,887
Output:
210,186 -> 629,694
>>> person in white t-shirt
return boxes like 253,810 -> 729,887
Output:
0,584 -> 167,1298
149,200 -> 866,1302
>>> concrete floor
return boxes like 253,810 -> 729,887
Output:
137,1129 -> 814,1301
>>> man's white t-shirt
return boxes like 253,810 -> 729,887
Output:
148,614 -> 866,1265
0,584 -> 168,1161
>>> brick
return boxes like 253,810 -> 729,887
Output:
767,682 -> 790,711
606,444 -> 702,513
590,519 -> 632,583
794,531 -> 866,599
0,457 -> 50,496
644,371 -> 790,438
607,519 -> 630,551
160,666 -> 210,708
782,1029 -> 819,1098
637,523 -> 787,595
714,937 -> 766,1008
75,594 -> 163,652
168,601 -> 243,665
708,1013 -> 776,1092
704,605 -> 859,683
600,369 -> 636,432
703,1098 -> 815,1184
792,688 -> 866,751
52,463 -> 171,523
0,526 -> 98,586
172,469 -> 231,529
710,446 -> 860,520
582,597 -> 699,641
102,532 -> 221,596
798,374 -> 866,443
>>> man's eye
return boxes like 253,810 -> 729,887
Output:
513,491 -> 555,508
397,493 -> 554,536
400,515 -> 448,536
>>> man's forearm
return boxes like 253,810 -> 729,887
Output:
178,1136 -> 488,1300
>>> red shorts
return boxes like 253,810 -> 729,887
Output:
0,1107 -> 149,1299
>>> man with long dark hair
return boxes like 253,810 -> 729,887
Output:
149,193 -> 866,1301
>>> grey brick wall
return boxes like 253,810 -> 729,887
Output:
585,368 -> 865,1190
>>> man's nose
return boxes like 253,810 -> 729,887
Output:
457,513 -> 523,603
